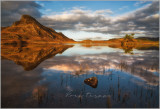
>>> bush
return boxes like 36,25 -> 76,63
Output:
123,34 -> 134,39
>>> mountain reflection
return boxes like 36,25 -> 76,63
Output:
1,44 -> 159,86
1,44 -> 159,108
1,44 -> 73,71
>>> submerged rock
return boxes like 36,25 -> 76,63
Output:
84,77 -> 98,88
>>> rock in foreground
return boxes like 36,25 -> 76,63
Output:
84,77 -> 98,88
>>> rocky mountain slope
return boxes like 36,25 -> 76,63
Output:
1,15 -> 74,44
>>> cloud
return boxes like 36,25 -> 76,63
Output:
120,30 -> 146,34
40,8 -> 112,31
38,3 -> 45,7
45,9 -> 52,12
1,1 -> 159,38
119,6 -> 128,10
95,9 -> 113,14
39,1 -> 159,38
134,1 -> 150,6
1,1 -> 42,26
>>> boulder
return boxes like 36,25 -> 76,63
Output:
84,77 -> 98,88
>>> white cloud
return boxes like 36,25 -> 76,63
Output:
42,1 -> 158,38
2,1 -> 159,39
120,30 -> 146,34
138,27 -> 146,29
95,9 -> 113,14
39,3 -> 45,7
56,30 -> 112,41
45,9 -> 52,12
119,6 -> 128,10
134,1 -> 149,6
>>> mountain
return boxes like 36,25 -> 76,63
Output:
1,44 -> 73,71
1,15 -> 74,44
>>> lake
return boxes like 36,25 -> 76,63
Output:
1,44 -> 159,108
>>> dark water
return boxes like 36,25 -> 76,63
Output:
1,44 -> 159,108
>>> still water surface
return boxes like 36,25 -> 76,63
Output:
1,44 -> 159,108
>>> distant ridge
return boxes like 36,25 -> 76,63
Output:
1,15 -> 74,44
136,37 -> 159,41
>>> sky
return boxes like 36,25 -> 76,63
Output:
1,1 -> 159,41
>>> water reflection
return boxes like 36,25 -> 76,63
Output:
1,44 -> 159,108
1,44 -> 73,70
32,85 -> 48,105
44,51 -> 159,86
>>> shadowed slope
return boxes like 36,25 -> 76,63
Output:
1,15 -> 74,44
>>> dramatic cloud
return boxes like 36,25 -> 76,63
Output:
40,1 -> 159,37
1,1 -> 42,26
1,1 -> 159,38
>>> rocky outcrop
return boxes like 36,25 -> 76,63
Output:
1,15 -> 74,44
84,77 -> 98,88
